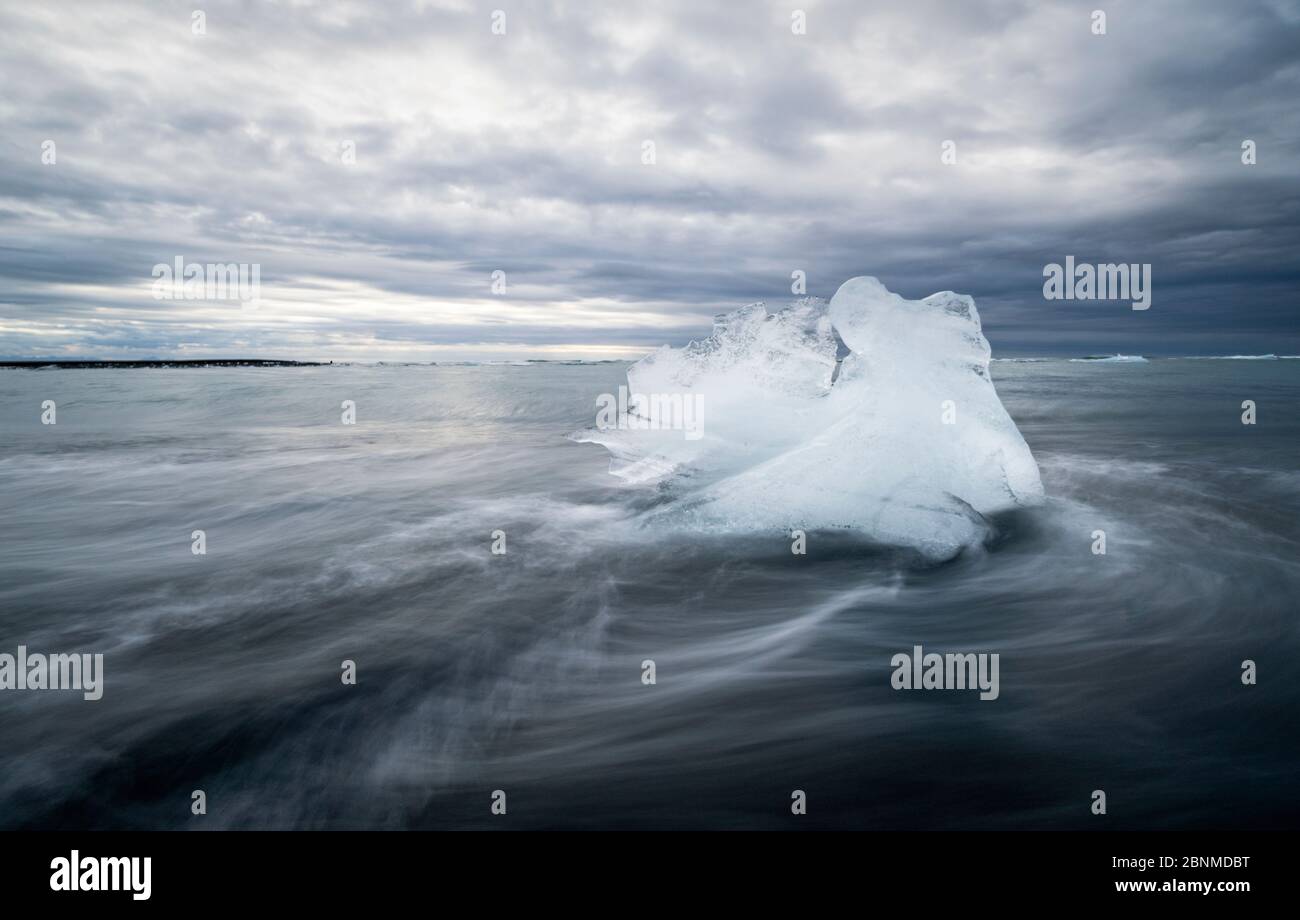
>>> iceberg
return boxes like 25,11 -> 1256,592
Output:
1069,354 -> 1148,363
573,276 -> 1044,558
1202,354 -> 1278,360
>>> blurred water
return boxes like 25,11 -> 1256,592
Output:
1,360 -> 1297,829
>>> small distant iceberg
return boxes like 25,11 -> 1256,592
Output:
1069,354 -> 1148,363
572,276 -> 1044,559
1203,354 -> 1279,360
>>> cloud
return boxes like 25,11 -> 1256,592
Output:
1,0 -> 1297,359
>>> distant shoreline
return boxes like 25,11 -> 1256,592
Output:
2,356 -> 1295,370
0,359 -> 328,369
0,359 -> 625,369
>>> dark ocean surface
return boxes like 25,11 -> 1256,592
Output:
1,359 -> 1297,829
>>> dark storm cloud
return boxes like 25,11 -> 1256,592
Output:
0,0 -> 1297,359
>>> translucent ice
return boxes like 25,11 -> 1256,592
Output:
573,276 -> 1044,558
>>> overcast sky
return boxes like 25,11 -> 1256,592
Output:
1,0 -> 1297,360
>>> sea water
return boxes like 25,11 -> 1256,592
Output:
0,359 -> 1297,829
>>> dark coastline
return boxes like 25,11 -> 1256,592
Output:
0,360 -> 327,369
